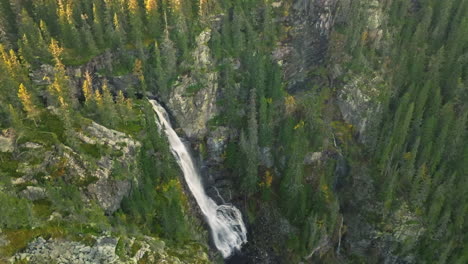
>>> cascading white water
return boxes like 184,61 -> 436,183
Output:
149,100 -> 247,258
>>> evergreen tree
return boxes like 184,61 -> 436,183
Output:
91,2 -> 105,49
80,16 -> 98,55
128,0 -> 143,47
151,41 -> 166,94
17,9 -> 49,63
145,0 -> 160,38
240,89 -> 259,195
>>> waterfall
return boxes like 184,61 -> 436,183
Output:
149,100 -> 247,258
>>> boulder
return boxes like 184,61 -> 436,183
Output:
304,152 -> 323,165
20,186 -> 47,201
0,129 -> 14,152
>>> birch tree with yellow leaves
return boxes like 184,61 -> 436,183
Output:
17,83 -> 41,126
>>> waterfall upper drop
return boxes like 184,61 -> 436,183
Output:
149,100 -> 247,258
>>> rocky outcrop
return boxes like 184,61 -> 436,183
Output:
78,122 -> 141,214
19,186 -> 47,201
168,29 -> 219,139
336,74 -> 384,144
12,236 -> 120,264
7,116 -> 140,214
12,235 -> 210,264
331,0 -> 386,143
206,126 -> 230,163
274,0 -> 338,92
0,129 -> 14,153
29,50 -> 137,99
304,151 -> 323,165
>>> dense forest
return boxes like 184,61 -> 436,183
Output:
0,0 -> 466,263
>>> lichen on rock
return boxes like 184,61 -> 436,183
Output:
168,29 -> 219,139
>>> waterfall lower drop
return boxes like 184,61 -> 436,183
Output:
149,100 -> 247,258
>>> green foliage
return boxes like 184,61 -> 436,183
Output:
338,0 -> 468,261
0,190 -> 34,229
120,102 -> 195,242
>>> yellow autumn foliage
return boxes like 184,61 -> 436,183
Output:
82,71 -> 93,102
18,83 -> 39,120
285,95 -> 296,114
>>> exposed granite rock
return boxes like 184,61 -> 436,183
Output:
79,121 -> 140,156
20,186 -> 47,201
107,75 -> 139,94
11,236 -> 120,264
29,64 -> 54,86
78,122 -> 140,214
304,151 -> 323,165
6,117 -> 140,214
0,129 -> 14,153
87,163 -> 131,214
206,126 -> 229,163
12,235 -> 209,264
275,0 -> 338,92
168,29 -> 219,139
11,175 -> 37,186
336,74 -> 384,144
20,142 -> 43,149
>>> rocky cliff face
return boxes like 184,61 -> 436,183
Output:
336,74 -> 384,144
167,29 -> 219,140
6,116 -> 140,215
331,0 -> 386,144
274,0 -> 338,92
78,121 -> 140,214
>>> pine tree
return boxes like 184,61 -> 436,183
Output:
18,9 -> 47,64
128,0 -> 143,47
210,28 -> 222,61
240,89 -> 259,195
57,0 -> 81,50
279,126 -> 307,221
100,80 -> 117,127
112,13 -> 126,48
80,16 -> 98,55
116,90 -> 133,123
8,104 -> 23,131
145,0 -> 160,38
152,41 -> 166,94
39,20 -> 51,44
92,3 -> 105,49
231,8 -> 245,55
160,35 -> 177,95
0,44 -> 29,85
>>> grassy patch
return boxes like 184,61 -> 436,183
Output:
185,83 -> 204,95
0,153 -> 20,177
115,121 -> 143,137
79,143 -> 102,159
32,199 -> 53,220
0,226 -> 65,257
